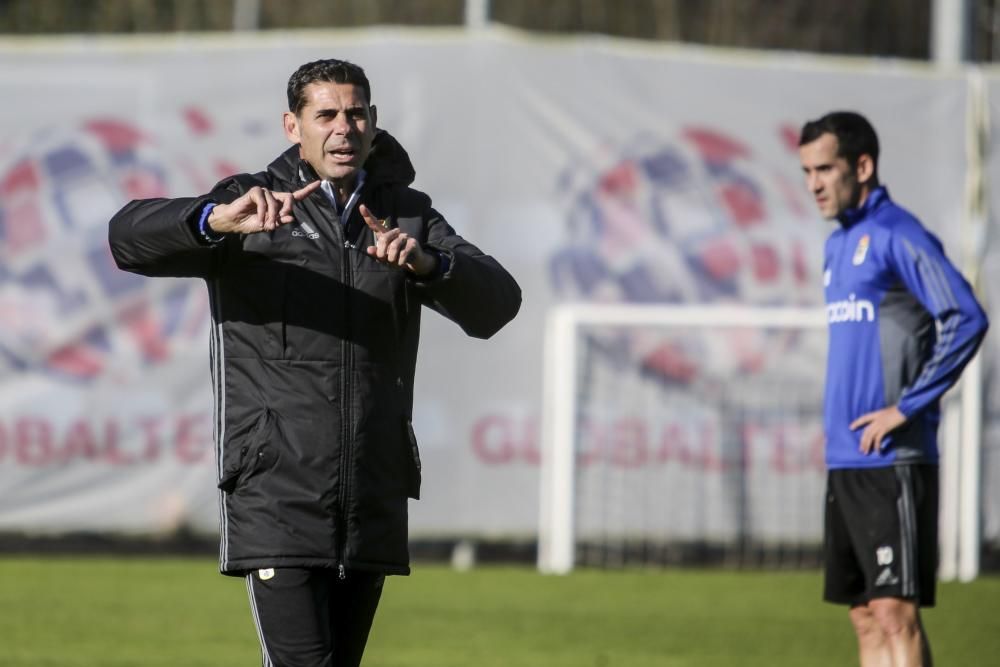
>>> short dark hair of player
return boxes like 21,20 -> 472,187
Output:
286,59 -> 372,115
799,111 -> 880,173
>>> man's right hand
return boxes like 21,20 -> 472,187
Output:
207,181 -> 321,234
850,405 -> 907,455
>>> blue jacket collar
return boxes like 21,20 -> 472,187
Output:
837,185 -> 888,227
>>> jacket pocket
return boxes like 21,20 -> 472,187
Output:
218,409 -> 278,494
403,418 -> 422,500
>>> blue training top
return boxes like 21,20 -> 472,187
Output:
823,186 -> 988,469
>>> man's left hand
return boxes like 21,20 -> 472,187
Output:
359,204 -> 438,276
850,406 -> 907,455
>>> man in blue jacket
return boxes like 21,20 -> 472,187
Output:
799,111 -> 988,667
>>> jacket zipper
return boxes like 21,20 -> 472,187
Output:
336,231 -> 354,580
297,173 -> 355,580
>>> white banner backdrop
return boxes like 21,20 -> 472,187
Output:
0,29 -> 984,542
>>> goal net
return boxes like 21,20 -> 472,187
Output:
537,302 -> 982,577
538,303 -> 834,573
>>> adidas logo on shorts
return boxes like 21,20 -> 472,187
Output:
875,567 -> 899,587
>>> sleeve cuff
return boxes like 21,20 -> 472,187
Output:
197,202 -> 225,244
433,250 -> 451,278
408,248 -> 451,283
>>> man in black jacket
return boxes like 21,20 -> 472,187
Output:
109,59 -> 521,667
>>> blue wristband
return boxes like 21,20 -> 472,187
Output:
198,202 -> 224,244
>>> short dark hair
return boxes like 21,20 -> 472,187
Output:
799,111 -> 879,172
287,59 -> 372,115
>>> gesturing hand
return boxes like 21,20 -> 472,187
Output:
207,181 -> 321,235
850,405 -> 907,455
359,204 -> 438,276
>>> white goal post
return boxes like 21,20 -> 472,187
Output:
537,302 -> 982,580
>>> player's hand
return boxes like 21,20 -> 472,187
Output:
850,406 -> 907,455
207,181 -> 321,234
360,204 -> 438,276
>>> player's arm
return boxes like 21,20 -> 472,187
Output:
109,179 -> 319,279
109,195 -> 225,279
852,223 -> 988,455
887,223 -> 988,418
408,203 -> 521,340
357,189 -> 519,339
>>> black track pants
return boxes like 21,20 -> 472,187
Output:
245,567 -> 384,667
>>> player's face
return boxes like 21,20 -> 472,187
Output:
283,81 -> 376,186
799,132 -> 865,220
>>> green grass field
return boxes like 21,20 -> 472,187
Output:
1,557 -> 997,666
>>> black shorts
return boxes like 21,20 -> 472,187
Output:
823,464 -> 938,607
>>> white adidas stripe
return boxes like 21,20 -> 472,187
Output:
245,575 -> 275,667
209,278 -> 230,570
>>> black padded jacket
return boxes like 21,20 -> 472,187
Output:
108,131 -> 521,575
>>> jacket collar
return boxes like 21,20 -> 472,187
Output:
837,185 -> 889,228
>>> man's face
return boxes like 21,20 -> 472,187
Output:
283,81 -> 376,185
798,132 -> 865,220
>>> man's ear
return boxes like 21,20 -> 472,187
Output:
283,112 -> 301,144
856,153 -> 875,185
370,104 -> 377,128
